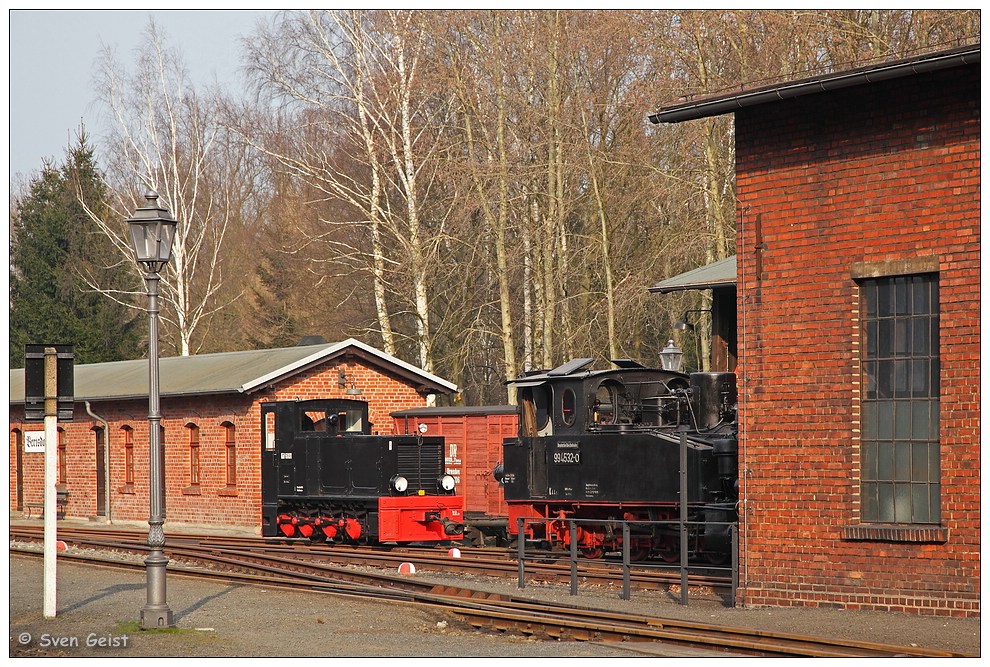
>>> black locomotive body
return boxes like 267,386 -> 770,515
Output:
497,359 -> 738,561
261,398 -> 464,543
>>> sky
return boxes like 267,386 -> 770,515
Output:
6,9 -> 276,188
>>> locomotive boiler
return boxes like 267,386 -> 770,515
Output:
495,358 -> 738,562
261,398 -> 464,544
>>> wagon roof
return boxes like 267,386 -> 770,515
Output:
391,405 -> 517,417
8,338 -> 457,405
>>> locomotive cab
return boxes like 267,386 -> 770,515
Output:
512,358 -> 694,439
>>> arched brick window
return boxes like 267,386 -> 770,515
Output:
187,423 -> 200,488
57,427 -> 67,484
13,429 -> 24,510
223,422 -> 237,488
121,426 -> 135,487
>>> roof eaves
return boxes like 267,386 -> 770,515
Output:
9,387 -> 245,407
650,43 -> 980,124
649,278 -> 736,294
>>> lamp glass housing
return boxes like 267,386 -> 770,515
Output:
127,192 -> 177,273
660,339 -> 684,373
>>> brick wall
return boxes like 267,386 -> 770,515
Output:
734,65 -> 980,616
9,357 -> 432,530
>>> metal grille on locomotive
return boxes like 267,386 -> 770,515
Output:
396,441 -> 444,490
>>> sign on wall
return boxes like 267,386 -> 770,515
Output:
24,431 -> 46,452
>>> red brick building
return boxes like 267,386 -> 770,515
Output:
9,339 -> 457,530
652,44 -> 980,616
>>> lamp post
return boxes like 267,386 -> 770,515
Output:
127,191 -> 177,629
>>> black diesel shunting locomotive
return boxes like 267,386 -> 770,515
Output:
495,358 -> 738,562
261,398 -> 464,544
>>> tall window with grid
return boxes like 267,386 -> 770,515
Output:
860,274 -> 940,524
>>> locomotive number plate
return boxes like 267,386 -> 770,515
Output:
280,452 -> 293,460
552,450 -> 581,465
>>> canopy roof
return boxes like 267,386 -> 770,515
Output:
649,256 -> 736,294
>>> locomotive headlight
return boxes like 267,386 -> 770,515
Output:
391,475 -> 409,493
439,474 -> 456,492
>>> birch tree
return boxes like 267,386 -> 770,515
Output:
437,11 -> 519,400
246,9 -> 450,372
88,20 -> 245,356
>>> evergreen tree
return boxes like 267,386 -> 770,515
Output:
247,248 -> 303,349
9,134 -> 143,367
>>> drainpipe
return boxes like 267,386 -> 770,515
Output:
85,402 -> 112,524
737,205 -> 750,599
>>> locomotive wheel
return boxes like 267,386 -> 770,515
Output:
630,545 -> 652,562
704,549 -> 730,566
656,543 -> 680,562
580,546 -> 605,559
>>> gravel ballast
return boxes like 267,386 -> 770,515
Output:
8,552 -> 980,659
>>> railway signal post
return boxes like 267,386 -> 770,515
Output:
23,344 -> 74,619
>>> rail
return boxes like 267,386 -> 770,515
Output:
9,539 -> 974,658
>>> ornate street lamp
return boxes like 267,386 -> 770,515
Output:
127,191 -> 177,629
660,339 -> 684,373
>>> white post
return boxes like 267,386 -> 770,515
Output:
43,347 -> 58,618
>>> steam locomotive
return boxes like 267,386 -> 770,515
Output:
261,398 -> 464,544
495,358 -> 738,562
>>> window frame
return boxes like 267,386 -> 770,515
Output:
120,425 -> 135,492
57,427 -> 67,484
224,422 -> 237,487
857,272 -> 940,527
561,388 -> 576,426
187,423 -> 201,489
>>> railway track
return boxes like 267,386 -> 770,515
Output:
9,525 -> 731,597
9,527 -> 974,658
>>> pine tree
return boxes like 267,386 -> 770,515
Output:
247,248 -> 303,349
9,134 -> 144,367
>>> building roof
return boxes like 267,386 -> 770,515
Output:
650,42 -> 979,124
649,255 -> 737,294
9,338 -> 457,405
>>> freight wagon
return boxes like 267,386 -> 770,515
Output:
392,405 -> 517,545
